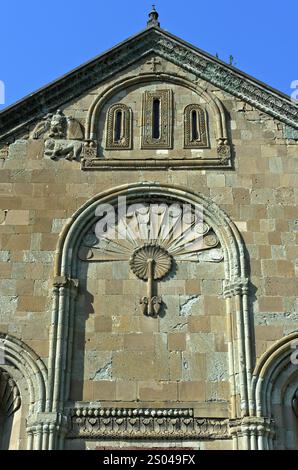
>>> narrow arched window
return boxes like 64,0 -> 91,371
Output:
191,110 -> 200,141
152,99 -> 160,139
106,103 -> 132,150
184,104 -> 208,149
114,110 -> 123,143
142,89 -> 173,149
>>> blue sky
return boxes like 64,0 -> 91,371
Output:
0,0 -> 297,109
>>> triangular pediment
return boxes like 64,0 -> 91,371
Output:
0,25 -> 297,141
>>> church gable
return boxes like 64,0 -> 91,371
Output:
0,15 -> 297,147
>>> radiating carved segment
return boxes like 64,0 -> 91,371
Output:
78,202 -> 223,317
79,203 -> 223,263
0,370 -> 21,417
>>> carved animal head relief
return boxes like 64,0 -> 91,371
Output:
79,202 -> 223,317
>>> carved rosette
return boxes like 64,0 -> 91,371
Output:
130,244 -> 172,281
217,138 -> 231,163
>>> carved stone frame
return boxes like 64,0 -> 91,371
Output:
106,103 -> 132,150
184,104 -> 209,149
141,89 -> 173,149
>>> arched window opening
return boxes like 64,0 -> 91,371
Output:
114,110 -> 123,143
152,99 -> 160,139
191,110 -> 200,141
184,104 -> 208,149
106,104 -> 132,150
142,89 -> 173,149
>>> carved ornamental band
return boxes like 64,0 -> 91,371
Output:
68,408 -> 229,440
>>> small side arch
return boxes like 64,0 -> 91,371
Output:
0,333 -> 47,414
252,332 -> 298,449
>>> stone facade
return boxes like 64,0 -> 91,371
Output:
0,11 -> 297,450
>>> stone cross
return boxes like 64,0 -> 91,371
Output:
146,57 -> 162,73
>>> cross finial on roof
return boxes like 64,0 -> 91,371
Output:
147,5 -> 160,28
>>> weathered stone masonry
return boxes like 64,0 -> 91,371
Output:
0,9 -> 297,450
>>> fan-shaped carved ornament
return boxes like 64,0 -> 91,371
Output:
79,202 -> 223,264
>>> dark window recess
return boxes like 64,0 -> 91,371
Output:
152,99 -> 160,139
114,110 -> 123,142
191,110 -> 199,141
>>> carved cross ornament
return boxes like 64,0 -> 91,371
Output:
146,57 -> 162,72
79,202 -> 223,317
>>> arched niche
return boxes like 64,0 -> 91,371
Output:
49,183 -> 254,449
252,332 -> 298,450
0,333 -> 48,450
84,73 -> 231,165
0,369 -> 21,450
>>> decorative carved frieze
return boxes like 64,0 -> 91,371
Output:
141,89 -> 173,149
81,157 -> 232,170
67,407 -> 229,440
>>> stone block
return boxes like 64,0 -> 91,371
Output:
169,352 -> 182,380
138,382 -> 178,401
255,325 -> 283,341
93,381 -> 116,401
124,333 -> 155,351
178,381 -> 206,401
5,210 -> 30,225
113,351 -> 167,380
168,333 -> 186,351
105,280 -> 123,295
17,295 -> 46,312
116,381 -> 137,401
185,280 -> 201,295
188,316 -> 211,333
94,316 -> 113,332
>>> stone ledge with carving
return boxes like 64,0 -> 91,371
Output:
67,407 -> 229,440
